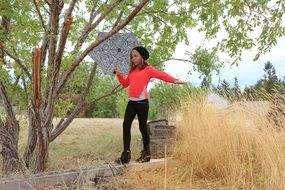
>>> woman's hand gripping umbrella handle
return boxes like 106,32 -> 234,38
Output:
113,65 -> 119,74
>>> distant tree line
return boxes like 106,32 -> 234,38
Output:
204,61 -> 285,102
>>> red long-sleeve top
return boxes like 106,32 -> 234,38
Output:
116,65 -> 177,99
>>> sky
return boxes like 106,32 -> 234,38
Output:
163,29 -> 285,89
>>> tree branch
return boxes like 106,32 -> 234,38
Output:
73,0 -> 122,52
57,0 -> 150,96
0,43 -> 6,64
77,84 -> 123,119
40,35 -> 50,67
0,82 -> 14,122
0,118 -> 4,129
41,11 -> 52,106
0,128 -> 15,151
0,16 -> 10,65
44,0 -> 76,130
45,0 -> 51,6
167,58 -> 192,63
22,76 -> 30,102
44,0 -> 65,121
56,0 -> 77,65
1,16 -> 10,36
54,118 -> 64,130
89,0 -> 100,23
49,83 -> 123,140
47,0 -> 63,68
0,82 -> 20,144
33,0 -> 48,33
145,12 -> 172,28
3,48 -> 32,80
50,63 -> 98,142
112,10 -> 124,29
93,84 -> 123,103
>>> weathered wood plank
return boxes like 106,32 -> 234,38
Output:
0,159 -> 165,190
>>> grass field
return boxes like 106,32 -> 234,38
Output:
0,118 -> 144,176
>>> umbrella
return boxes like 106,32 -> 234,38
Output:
89,32 -> 140,75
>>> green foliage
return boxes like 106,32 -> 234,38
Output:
0,0 -> 42,111
83,73 -> 119,118
90,96 -> 118,118
115,90 -> 128,118
188,47 -> 223,82
148,82 -> 193,119
193,0 -> 285,63
55,98 -> 75,118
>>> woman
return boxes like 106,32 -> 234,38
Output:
114,46 -> 186,164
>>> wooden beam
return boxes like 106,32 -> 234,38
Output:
0,159 -> 166,190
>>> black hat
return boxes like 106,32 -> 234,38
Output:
133,46 -> 149,60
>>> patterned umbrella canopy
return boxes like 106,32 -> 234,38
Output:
89,32 -> 140,75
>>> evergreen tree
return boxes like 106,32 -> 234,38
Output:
233,77 -> 242,101
216,79 -> 232,100
200,77 -> 211,89
253,61 -> 280,94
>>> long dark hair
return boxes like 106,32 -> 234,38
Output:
128,50 -> 149,74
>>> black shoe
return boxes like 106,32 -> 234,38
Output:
136,150 -> 151,163
115,150 -> 131,164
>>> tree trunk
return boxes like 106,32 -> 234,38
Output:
0,123 -> 22,175
23,110 -> 38,168
1,146 -> 22,175
33,110 -> 50,173
23,108 -> 52,172
33,130 -> 49,173
0,82 -> 22,175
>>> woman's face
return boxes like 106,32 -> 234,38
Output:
131,50 -> 143,66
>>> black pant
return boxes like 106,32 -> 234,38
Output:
122,99 -> 149,152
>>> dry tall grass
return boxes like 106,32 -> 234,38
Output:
113,96 -> 285,190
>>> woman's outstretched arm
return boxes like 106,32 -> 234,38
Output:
148,65 -> 187,84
